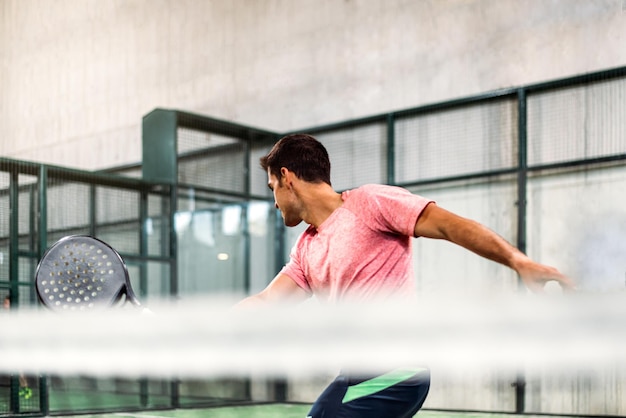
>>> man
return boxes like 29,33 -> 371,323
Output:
238,134 -> 574,417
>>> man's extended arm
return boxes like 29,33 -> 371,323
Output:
414,203 -> 575,292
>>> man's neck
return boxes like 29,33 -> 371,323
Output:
298,183 -> 344,229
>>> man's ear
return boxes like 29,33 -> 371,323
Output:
280,167 -> 292,187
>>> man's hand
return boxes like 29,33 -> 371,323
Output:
515,258 -> 576,293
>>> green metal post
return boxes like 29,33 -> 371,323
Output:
142,109 -> 178,184
29,184 -> 36,272
169,185 -> 178,299
514,88 -> 528,414
143,110 -> 179,407
143,109 -> 180,408
38,165 -> 50,416
386,114 -> 395,185
139,190 -> 149,298
89,183 -> 97,237
8,171 -> 18,306
9,376 -> 19,414
38,166 -> 48,267
169,184 -> 180,409
139,189 -> 149,407
517,89 -> 528,259
243,139 -> 251,295
27,184 -> 37,304
8,169 -> 19,414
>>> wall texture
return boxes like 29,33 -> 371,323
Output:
2,1 -> 626,414
1,0 -> 626,170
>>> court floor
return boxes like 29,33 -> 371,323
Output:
62,403 -> 579,418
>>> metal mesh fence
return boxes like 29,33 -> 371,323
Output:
0,160 -> 181,416
16,175 -> 37,253
94,186 -> 142,254
177,128 -> 247,193
313,122 -> 388,190
528,75 -> 626,166
2,66 -> 626,417
395,97 -> 518,183
46,180 -> 92,242
249,141 -> 275,198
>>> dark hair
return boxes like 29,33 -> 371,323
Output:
260,134 -> 331,185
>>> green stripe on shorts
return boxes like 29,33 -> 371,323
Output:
342,368 -> 428,404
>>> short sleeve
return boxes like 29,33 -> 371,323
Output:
351,185 -> 434,236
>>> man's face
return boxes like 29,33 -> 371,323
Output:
267,169 -> 302,227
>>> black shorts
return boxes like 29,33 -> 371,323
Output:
307,368 -> 430,418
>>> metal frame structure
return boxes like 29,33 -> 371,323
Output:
1,65 -> 625,417
139,65 -> 626,417
0,159 -> 175,416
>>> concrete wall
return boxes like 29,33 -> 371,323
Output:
1,0 -> 626,170
2,0 -> 626,414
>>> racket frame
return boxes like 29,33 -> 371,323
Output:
35,235 -> 142,310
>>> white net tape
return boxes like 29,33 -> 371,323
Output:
1,292 -> 625,378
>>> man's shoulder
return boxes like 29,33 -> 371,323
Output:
347,184 -> 409,198
342,185 -> 409,214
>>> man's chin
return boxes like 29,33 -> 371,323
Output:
284,218 -> 302,227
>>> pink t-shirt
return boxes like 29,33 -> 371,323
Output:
280,184 -> 434,303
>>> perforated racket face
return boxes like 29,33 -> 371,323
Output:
35,235 -> 133,311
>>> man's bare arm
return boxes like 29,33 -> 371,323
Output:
235,273 -> 310,308
414,203 -> 576,292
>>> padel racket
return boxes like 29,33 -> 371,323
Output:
35,235 -> 143,311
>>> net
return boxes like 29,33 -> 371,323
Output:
1,291 -> 625,379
